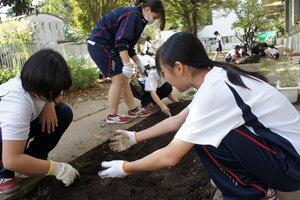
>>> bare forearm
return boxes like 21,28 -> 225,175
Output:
4,154 -> 49,175
136,108 -> 188,142
150,91 -> 165,108
119,50 -> 130,64
124,139 -> 194,173
125,147 -> 175,173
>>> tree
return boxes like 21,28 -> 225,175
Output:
232,0 -> 268,47
164,0 -> 237,36
0,18 -> 35,46
70,0 -> 132,36
0,0 -> 35,16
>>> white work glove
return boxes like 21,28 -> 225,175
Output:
98,160 -> 131,178
122,63 -> 133,78
135,60 -> 145,76
109,130 -> 138,152
47,160 -> 79,186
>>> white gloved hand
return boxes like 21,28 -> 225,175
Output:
122,63 -> 133,78
47,160 -> 79,186
98,160 -> 130,178
109,130 -> 138,152
135,60 -> 145,76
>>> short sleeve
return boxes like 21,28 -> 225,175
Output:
175,79 -> 245,147
144,71 -> 158,91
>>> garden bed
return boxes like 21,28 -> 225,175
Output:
18,101 -> 216,200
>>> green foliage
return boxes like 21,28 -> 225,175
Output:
69,0 -> 131,37
0,0 -> 34,16
164,0 -> 237,35
66,56 -> 99,92
259,59 -> 277,75
0,68 -> 19,84
232,0 -> 268,47
278,63 -> 298,87
0,19 -> 35,47
296,15 -> 300,22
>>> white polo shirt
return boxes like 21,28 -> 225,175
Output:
0,75 -> 45,140
175,67 -> 300,155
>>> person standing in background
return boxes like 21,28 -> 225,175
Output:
213,31 -> 225,61
87,0 -> 166,124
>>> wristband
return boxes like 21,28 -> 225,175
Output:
45,160 -> 53,176
122,161 -> 132,175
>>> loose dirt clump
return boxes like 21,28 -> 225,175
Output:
19,101 -> 216,200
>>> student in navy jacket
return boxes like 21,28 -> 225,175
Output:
87,0 -> 165,124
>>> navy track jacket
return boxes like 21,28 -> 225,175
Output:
88,6 -> 148,58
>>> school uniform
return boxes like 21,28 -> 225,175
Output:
175,67 -> 300,199
87,6 -> 148,78
0,75 -> 73,178
216,35 -> 222,52
226,49 -> 240,62
136,55 -> 172,107
267,47 -> 279,59
144,41 -> 154,56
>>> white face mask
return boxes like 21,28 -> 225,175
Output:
145,11 -> 155,25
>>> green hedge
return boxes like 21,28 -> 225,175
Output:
66,56 -> 99,92
0,57 -> 99,93
0,68 -> 19,84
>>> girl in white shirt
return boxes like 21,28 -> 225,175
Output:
100,32 -> 300,200
0,49 -> 79,194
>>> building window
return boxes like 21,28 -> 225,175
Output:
41,22 -> 44,30
49,22 -> 51,30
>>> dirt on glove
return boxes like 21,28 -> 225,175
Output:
18,101 -> 216,200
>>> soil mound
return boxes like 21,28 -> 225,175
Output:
19,101 -> 216,200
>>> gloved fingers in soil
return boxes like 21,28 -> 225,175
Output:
109,137 -> 131,152
48,160 -> 80,186
98,160 -> 128,178
109,130 -> 137,152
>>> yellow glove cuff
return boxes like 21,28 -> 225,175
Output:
134,132 -> 139,144
45,160 -> 53,176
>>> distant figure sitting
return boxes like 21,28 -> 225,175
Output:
240,45 -> 250,58
239,45 -> 261,64
225,45 -> 241,63
261,43 -> 279,60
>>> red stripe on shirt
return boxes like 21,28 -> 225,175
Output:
91,24 -> 118,41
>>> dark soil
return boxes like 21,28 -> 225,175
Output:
18,101 -> 216,200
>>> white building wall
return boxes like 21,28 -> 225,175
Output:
197,10 -> 241,50
26,13 -> 65,45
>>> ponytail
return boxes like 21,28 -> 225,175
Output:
156,32 -> 268,89
134,0 -> 165,30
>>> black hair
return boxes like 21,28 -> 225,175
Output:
21,49 -> 72,102
214,31 -> 219,35
156,32 -> 268,89
251,46 -> 260,55
146,36 -> 151,42
135,0 -> 165,30
261,43 -> 268,48
234,45 -> 241,50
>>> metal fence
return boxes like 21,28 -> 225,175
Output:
0,43 -> 93,70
